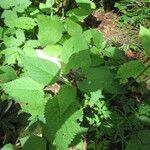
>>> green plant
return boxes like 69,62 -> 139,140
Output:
0,0 -> 150,149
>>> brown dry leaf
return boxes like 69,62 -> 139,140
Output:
125,50 -> 140,59
44,83 -> 60,95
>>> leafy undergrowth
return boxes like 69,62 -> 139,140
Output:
0,0 -> 150,150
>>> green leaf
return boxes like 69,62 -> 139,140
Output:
0,66 -> 17,82
68,8 -> 91,21
22,98 -> 46,117
37,15 -> 64,46
1,10 -> 18,28
104,47 -> 125,60
15,17 -> 37,29
1,144 -> 14,150
0,0 -> 31,11
2,47 -> 22,65
3,36 -> 22,47
139,116 -> 150,126
62,50 -> 91,73
21,55 -> 60,85
90,29 -> 106,50
14,0 -> 31,12
2,77 -> 44,103
61,33 -> 89,64
45,85 -> 84,149
77,67 -> 115,92
89,90 -> 104,106
43,44 -> 63,58
16,29 -> 25,43
139,26 -> 150,56
117,60 -> 145,83
0,0 -> 14,9
23,40 -> 40,57
23,136 -> 46,150
65,19 -> 83,36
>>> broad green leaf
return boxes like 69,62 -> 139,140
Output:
61,33 -> 89,64
117,60 -> 145,83
65,19 -> 83,36
21,98 -> 46,117
139,26 -> 150,56
68,8 -> 91,21
0,0 -> 31,12
15,17 -> 37,29
1,10 -> 18,28
43,44 -> 63,58
54,109 -> 84,150
3,36 -> 22,47
90,55 -> 104,67
14,0 -> 31,12
24,40 -> 40,48
83,29 -> 92,43
1,144 -> 14,150
45,85 -> 84,149
21,55 -> 60,85
2,47 -> 22,65
23,40 -> 40,57
23,136 -> 46,150
2,77 -> 44,103
0,0 -> 14,9
62,50 -> 91,73
0,66 -> 17,82
77,67 -> 115,92
37,15 -> 64,46
16,29 -> 25,43
104,47 -> 125,60
90,29 -> 106,51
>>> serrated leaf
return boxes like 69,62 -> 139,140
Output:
14,0 -> 31,12
89,90 -> 104,106
37,15 -> 64,46
23,136 -> 46,150
2,47 -> 22,65
0,0 -> 14,9
15,17 -> 37,29
0,0 -> 31,12
0,66 -> 17,82
117,60 -> 145,83
21,98 -> 46,117
139,26 -> 150,56
1,10 -> 18,28
23,40 -> 40,57
45,85 -> 84,149
3,36 -> 22,47
55,109 -> 83,150
2,77 -> 44,103
21,55 -> 60,85
65,19 -> 83,36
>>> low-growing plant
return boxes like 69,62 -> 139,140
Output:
0,0 -> 150,150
